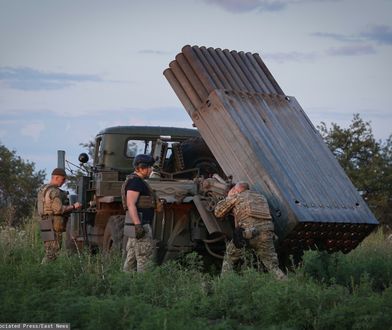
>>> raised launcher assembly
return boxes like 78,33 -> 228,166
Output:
164,45 -> 378,257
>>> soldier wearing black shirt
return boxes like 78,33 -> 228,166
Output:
122,154 -> 156,272
124,175 -> 154,225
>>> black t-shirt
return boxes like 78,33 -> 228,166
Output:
125,175 -> 154,225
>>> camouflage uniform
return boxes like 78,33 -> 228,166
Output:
37,184 -> 69,264
123,225 -> 155,272
214,190 -> 286,280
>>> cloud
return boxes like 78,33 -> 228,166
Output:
0,67 -> 102,91
360,24 -> 392,45
325,44 -> 376,56
20,122 -> 45,141
313,24 -> 392,46
263,51 -> 319,63
138,49 -> 172,55
0,120 -> 19,140
311,32 -> 361,43
201,0 -> 272,13
0,128 -> 6,139
200,0 -> 340,13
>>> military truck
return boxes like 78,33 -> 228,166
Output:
65,45 -> 378,267
65,125 -> 232,263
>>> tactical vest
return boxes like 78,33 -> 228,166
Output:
37,184 -> 56,216
121,173 -> 156,210
235,190 -> 272,222
37,184 -> 68,234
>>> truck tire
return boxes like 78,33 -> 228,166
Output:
103,215 -> 125,253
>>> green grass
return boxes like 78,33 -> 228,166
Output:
1,224 -> 391,330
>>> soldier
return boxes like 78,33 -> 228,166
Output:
122,154 -> 156,272
214,182 -> 286,280
37,168 -> 82,264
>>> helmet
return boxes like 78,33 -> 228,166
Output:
133,154 -> 155,168
51,168 -> 67,177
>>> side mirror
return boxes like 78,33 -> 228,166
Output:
78,153 -> 89,164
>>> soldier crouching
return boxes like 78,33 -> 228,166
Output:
214,181 -> 286,280
37,168 -> 82,264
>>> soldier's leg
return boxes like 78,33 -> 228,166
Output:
252,231 -> 286,280
41,241 -> 57,264
41,232 -> 62,264
55,231 -> 62,251
135,237 -> 154,272
221,240 -> 243,275
123,237 -> 137,272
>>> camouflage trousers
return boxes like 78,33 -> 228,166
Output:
41,231 -> 62,264
222,229 -> 286,280
123,236 -> 155,272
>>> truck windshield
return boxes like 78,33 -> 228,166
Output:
94,137 -> 103,165
126,139 -> 152,157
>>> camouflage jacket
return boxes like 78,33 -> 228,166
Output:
214,190 -> 273,229
37,184 -> 69,216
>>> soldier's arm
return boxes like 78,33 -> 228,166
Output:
49,189 -> 80,214
214,195 -> 237,218
127,190 -> 141,225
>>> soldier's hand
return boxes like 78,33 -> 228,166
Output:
233,227 -> 247,248
73,202 -> 82,210
135,224 -> 146,239
228,186 -> 238,197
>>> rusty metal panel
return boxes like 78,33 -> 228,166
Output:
193,90 -> 377,228
164,45 -> 378,254
164,45 -> 284,113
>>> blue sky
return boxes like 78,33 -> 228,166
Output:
0,0 -> 391,178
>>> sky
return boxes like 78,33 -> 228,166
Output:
0,0 -> 391,179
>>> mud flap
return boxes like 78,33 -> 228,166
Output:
193,195 -> 223,234
40,218 -> 55,241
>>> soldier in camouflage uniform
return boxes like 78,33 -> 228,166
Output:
122,154 -> 156,273
37,168 -> 82,264
214,182 -> 286,280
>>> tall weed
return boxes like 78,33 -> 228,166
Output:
301,231 -> 392,291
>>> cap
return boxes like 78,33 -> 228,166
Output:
133,154 -> 155,168
51,168 -> 67,177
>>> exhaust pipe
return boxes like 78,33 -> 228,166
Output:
57,150 -> 66,169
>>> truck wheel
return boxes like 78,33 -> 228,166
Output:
103,215 -> 125,253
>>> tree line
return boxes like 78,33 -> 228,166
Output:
318,114 -> 391,229
0,114 -> 391,229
